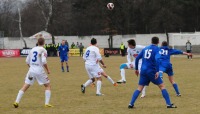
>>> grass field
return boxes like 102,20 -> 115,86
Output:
0,56 -> 200,114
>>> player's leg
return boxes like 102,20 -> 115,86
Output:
101,71 -> 117,86
44,83 -> 53,107
64,56 -> 69,72
168,76 -> 181,96
128,85 -> 144,108
96,76 -> 103,96
117,63 -> 129,84
140,86 -> 146,98
81,65 -> 94,93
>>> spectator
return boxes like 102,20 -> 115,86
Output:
79,43 -> 84,57
76,42 -> 79,48
65,40 -> 69,46
71,42 -> 75,49
120,42 -> 125,57
186,40 -> 192,60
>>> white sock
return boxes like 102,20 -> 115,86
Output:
120,69 -> 126,81
142,86 -> 146,95
107,76 -> 115,84
83,79 -> 92,87
45,90 -> 51,105
96,80 -> 102,94
15,90 -> 24,103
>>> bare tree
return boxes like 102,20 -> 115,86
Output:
18,8 -> 27,48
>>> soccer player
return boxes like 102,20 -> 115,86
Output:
117,39 -> 145,84
57,40 -> 69,72
128,37 -> 177,109
81,38 -> 106,96
13,37 -> 53,108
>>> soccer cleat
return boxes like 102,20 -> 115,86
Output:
140,94 -> 145,98
13,102 -> 19,108
176,94 -> 181,97
117,80 -> 126,84
128,104 -> 134,109
81,85 -> 85,93
167,104 -> 177,108
113,83 -> 118,86
96,93 -> 104,96
45,104 -> 54,108
67,70 -> 69,72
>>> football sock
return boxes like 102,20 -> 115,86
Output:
45,90 -> 51,105
161,89 -> 171,106
61,66 -> 64,71
107,76 -> 115,84
120,69 -> 126,81
15,90 -> 24,103
141,86 -> 146,95
83,79 -> 92,87
96,80 -> 102,94
67,66 -> 69,71
173,83 -> 180,95
130,90 -> 140,106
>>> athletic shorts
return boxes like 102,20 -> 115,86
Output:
85,64 -> 101,79
60,56 -> 68,62
139,71 -> 163,86
159,63 -> 174,76
25,70 -> 50,85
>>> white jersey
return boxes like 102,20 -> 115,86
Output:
127,45 -> 145,64
83,46 -> 102,66
26,46 -> 47,74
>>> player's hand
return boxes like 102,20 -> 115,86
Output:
102,65 -> 106,68
155,72 -> 159,79
135,70 -> 139,77
47,70 -> 50,74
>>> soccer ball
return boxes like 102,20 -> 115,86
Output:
107,3 -> 114,10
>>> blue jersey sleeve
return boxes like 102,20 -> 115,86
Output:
135,49 -> 143,70
170,49 -> 183,55
58,46 -> 61,52
155,49 -> 161,72
66,46 -> 69,52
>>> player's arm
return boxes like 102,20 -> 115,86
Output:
25,52 -> 30,67
127,48 -> 132,64
171,49 -> 191,56
57,46 -> 60,57
134,50 -> 143,76
155,50 -> 161,79
42,53 -> 50,74
96,48 -> 106,68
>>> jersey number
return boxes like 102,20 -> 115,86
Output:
160,49 -> 168,55
85,50 -> 90,58
144,49 -> 152,59
32,51 -> 38,62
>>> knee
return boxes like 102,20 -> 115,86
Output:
91,78 -> 95,82
120,64 -> 127,69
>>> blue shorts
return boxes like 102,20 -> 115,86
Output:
159,63 -> 174,76
60,56 -> 68,62
139,71 -> 163,86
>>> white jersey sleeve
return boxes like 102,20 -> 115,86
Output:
26,52 -> 31,64
95,48 -> 102,61
126,47 -> 132,64
41,50 -> 47,65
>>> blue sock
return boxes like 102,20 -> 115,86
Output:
129,90 -> 140,106
62,66 -> 64,71
161,89 -> 171,106
173,83 -> 180,95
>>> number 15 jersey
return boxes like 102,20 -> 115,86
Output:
26,46 -> 47,73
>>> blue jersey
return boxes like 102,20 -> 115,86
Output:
58,45 -> 69,56
159,46 -> 183,63
135,44 -> 160,73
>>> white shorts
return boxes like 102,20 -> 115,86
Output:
125,62 -> 142,72
85,64 -> 101,79
25,70 -> 50,85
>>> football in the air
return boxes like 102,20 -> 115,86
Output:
107,3 -> 114,10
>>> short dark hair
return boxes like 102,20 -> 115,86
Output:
127,39 -> 136,46
38,37 -> 45,45
91,38 -> 97,45
162,41 -> 168,46
151,37 -> 159,44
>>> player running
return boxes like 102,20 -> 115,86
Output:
13,37 -> 53,108
117,39 -> 145,84
128,37 -> 177,109
57,40 -> 69,72
81,38 -> 106,96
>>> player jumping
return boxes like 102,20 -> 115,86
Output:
128,37 -> 177,109
13,37 -> 53,108
57,40 -> 69,72
81,38 -> 106,96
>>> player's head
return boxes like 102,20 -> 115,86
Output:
38,37 -> 45,46
127,39 -> 136,48
151,37 -> 159,45
162,41 -> 168,46
61,40 -> 65,45
91,38 -> 97,45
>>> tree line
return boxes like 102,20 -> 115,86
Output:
0,0 -> 200,37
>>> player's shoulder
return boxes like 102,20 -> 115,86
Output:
136,45 -> 145,49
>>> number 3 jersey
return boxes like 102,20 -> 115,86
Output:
26,46 -> 47,73
127,45 -> 145,65
83,46 -> 102,66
